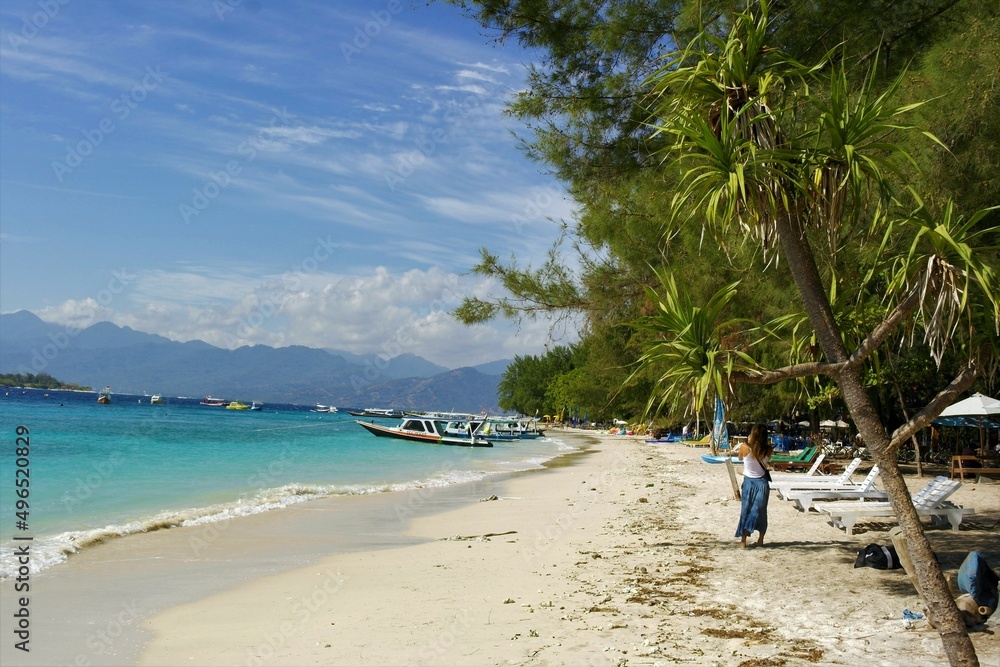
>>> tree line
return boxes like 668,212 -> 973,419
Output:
0,373 -> 92,391
449,1 -> 998,663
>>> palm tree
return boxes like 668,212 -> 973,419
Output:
639,3 -> 997,664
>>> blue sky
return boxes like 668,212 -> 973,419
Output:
0,0 -> 579,367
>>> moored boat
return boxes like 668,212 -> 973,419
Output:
200,396 -> 227,407
226,401 -> 250,410
250,402 -> 263,411
310,404 -> 337,413
356,416 -> 492,447
348,408 -> 406,419
150,394 -> 164,404
97,386 -> 112,404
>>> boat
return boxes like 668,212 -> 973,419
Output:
477,417 -> 525,441
310,404 -> 337,413
97,386 -> 112,404
517,417 -> 545,439
250,402 -> 263,411
443,416 -> 546,442
356,416 -> 492,447
347,408 -> 406,419
150,394 -> 164,404
226,401 -> 250,410
200,396 -> 227,407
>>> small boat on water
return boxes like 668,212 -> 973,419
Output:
356,416 -> 492,447
226,401 -> 250,410
441,416 -> 546,442
250,402 -> 263,411
97,386 -> 112,404
348,408 -> 406,419
310,404 -> 337,413
150,394 -> 164,404
200,396 -> 227,407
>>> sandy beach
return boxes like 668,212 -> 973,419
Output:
133,430 -> 998,667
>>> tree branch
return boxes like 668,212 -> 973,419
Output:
888,363 -> 978,449
844,286 -> 922,370
729,361 -> 842,385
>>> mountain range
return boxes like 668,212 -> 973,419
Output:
0,311 -> 509,411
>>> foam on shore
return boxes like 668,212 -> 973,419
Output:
0,435 -> 579,580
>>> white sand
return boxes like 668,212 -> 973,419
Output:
138,430 -> 999,666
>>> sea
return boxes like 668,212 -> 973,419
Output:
0,387 -> 577,580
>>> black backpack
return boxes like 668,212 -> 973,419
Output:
854,543 -> 902,570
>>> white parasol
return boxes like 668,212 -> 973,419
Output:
938,393 -> 1000,454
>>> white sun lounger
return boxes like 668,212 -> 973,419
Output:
813,477 -> 975,535
771,458 -> 863,498
766,453 -> 828,482
781,466 -> 884,512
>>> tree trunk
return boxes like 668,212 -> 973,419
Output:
774,211 -> 979,666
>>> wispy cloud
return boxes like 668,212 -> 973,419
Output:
1,0 -> 575,366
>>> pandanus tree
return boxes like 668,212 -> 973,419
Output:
635,3 -> 997,664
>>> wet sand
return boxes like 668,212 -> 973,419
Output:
0,456 -> 554,667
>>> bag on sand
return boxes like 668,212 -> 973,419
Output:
957,551 -> 998,617
854,543 -> 901,570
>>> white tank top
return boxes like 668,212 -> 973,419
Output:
742,452 -> 769,479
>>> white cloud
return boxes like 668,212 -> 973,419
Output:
32,266 -> 574,368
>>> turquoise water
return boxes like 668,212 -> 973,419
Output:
0,388 -> 574,577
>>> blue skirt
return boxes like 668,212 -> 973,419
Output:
735,476 -> 769,537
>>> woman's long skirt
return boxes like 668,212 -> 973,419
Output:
735,476 -> 769,537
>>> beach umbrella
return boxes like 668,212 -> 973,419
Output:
939,392 -> 1000,418
712,396 -> 730,455
937,392 -> 1000,454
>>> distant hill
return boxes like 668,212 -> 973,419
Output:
325,349 -> 450,379
348,367 -> 504,413
472,359 -> 512,376
0,311 -> 503,411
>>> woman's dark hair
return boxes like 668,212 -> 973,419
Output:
747,423 -> 773,461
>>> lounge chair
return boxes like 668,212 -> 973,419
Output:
781,466 -> 884,512
771,458 -> 863,497
683,434 -> 712,447
813,477 -> 975,535
770,445 -> 817,465
770,452 -> 828,475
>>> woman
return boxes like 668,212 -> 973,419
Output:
735,423 -> 774,547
